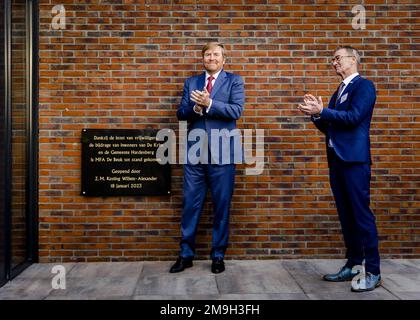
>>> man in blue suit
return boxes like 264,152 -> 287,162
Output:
298,46 -> 381,292
170,42 -> 245,274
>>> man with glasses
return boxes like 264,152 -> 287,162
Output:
170,42 -> 245,274
298,46 -> 381,292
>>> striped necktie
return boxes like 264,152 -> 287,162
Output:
335,82 -> 345,105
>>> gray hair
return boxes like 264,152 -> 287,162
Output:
336,45 -> 361,64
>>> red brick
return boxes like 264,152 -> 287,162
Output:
38,1 -> 420,262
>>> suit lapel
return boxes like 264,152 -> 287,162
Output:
334,75 -> 362,107
210,70 -> 227,98
197,73 -> 206,91
329,91 -> 338,109
340,75 -> 360,100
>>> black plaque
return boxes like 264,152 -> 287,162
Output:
81,129 -> 171,196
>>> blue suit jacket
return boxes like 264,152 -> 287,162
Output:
177,70 -> 245,165
312,75 -> 376,163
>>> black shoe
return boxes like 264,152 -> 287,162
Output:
323,266 -> 360,282
169,257 -> 193,273
211,258 -> 225,274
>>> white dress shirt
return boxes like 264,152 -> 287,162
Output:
317,72 -> 359,148
193,70 -> 222,115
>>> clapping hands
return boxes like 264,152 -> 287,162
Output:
298,94 -> 324,116
191,88 -> 211,108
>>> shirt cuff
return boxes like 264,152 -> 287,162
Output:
205,99 -> 212,114
312,108 -> 323,120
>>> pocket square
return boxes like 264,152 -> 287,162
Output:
340,92 -> 348,104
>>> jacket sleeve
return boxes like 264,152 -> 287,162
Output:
319,80 -> 376,129
311,116 -> 328,135
206,75 -> 245,120
176,79 -> 203,121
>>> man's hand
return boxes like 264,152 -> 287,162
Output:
193,104 -> 203,115
298,94 -> 323,116
191,88 -> 211,107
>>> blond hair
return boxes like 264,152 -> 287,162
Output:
201,42 -> 226,58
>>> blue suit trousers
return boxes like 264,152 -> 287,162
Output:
180,163 -> 235,260
328,147 -> 380,275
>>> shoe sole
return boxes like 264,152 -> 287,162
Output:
323,274 -> 358,282
211,267 -> 225,274
323,277 -> 354,282
351,280 -> 382,292
211,269 -> 225,274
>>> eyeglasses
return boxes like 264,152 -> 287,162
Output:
331,55 -> 354,63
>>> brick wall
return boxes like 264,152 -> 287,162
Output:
38,0 -> 419,262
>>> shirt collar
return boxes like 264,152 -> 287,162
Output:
342,72 -> 359,86
205,69 -> 222,81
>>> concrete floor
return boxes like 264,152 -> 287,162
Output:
0,259 -> 419,300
